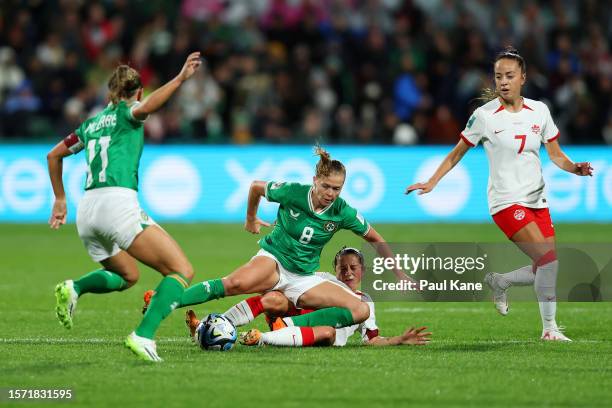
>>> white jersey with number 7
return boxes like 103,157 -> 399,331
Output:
460,97 -> 560,215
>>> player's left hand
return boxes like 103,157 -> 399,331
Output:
574,162 -> 593,176
49,199 -> 67,229
400,326 -> 431,345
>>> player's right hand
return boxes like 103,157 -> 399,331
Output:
245,217 -> 271,234
405,181 -> 435,195
177,51 -> 202,82
49,199 -> 67,229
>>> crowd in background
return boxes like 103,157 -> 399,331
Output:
0,0 -> 610,144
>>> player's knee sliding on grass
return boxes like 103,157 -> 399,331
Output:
407,46 -> 593,342
48,52 -> 203,362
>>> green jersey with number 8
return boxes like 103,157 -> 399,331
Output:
67,101 -> 144,191
260,181 -> 370,275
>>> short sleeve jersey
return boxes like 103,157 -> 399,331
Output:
65,101 -> 145,191
261,182 -> 370,275
314,272 -> 379,346
460,97 -> 560,215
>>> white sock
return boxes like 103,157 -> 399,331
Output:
223,300 -> 256,327
261,327 -> 314,347
534,260 -> 558,330
498,265 -> 535,289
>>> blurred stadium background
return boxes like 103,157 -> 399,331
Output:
0,0 -> 610,223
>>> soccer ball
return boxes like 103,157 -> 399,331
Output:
195,313 -> 237,351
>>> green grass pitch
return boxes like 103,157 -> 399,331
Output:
1,223 -> 612,407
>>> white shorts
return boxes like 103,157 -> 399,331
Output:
76,187 -> 156,262
253,248 -> 326,305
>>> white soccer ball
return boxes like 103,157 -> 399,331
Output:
195,313 -> 237,351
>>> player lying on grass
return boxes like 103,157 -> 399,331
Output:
142,146 -> 408,340
177,247 -> 430,347
406,46 -> 592,341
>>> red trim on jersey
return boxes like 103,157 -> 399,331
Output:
494,101 -> 533,113
245,296 -> 264,318
63,132 -> 80,148
547,132 -> 560,143
300,327 -> 315,346
460,133 -> 475,147
492,205 -> 555,239
535,250 -> 557,267
365,329 -> 379,340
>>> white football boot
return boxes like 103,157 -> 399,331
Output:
541,327 -> 572,342
484,272 -> 509,316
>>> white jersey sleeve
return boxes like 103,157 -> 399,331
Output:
540,102 -> 560,143
460,107 -> 486,147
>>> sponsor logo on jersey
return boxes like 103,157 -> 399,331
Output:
513,209 -> 526,221
324,221 -> 337,232
531,124 -> 541,135
494,129 -> 504,134
140,210 -> 149,222
289,209 -> 300,219
270,182 -> 285,190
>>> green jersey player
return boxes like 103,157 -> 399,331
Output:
47,51 -> 203,362
168,146 -> 404,334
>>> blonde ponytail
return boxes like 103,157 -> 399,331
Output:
314,145 -> 345,178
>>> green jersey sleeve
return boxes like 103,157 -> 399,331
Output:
265,181 -> 299,205
341,203 -> 370,236
124,101 -> 146,128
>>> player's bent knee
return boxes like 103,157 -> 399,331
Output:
222,276 -> 242,295
351,302 -> 370,324
261,291 -> 288,315
124,273 -> 139,288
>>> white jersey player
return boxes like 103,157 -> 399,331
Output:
183,247 -> 431,347
407,46 -> 593,342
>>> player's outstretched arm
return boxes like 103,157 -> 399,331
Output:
47,140 -> 74,229
131,51 -> 202,120
363,227 -> 416,284
245,180 -> 271,234
366,326 -> 431,346
405,139 -> 471,195
545,140 -> 593,176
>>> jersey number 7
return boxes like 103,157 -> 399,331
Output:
514,135 -> 526,154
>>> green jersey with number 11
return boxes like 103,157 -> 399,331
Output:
68,101 -> 145,191
260,181 -> 370,275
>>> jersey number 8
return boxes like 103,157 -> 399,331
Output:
299,226 -> 314,244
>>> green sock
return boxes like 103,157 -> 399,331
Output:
179,279 -> 225,307
289,307 -> 354,328
73,269 -> 128,296
135,275 -> 185,339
